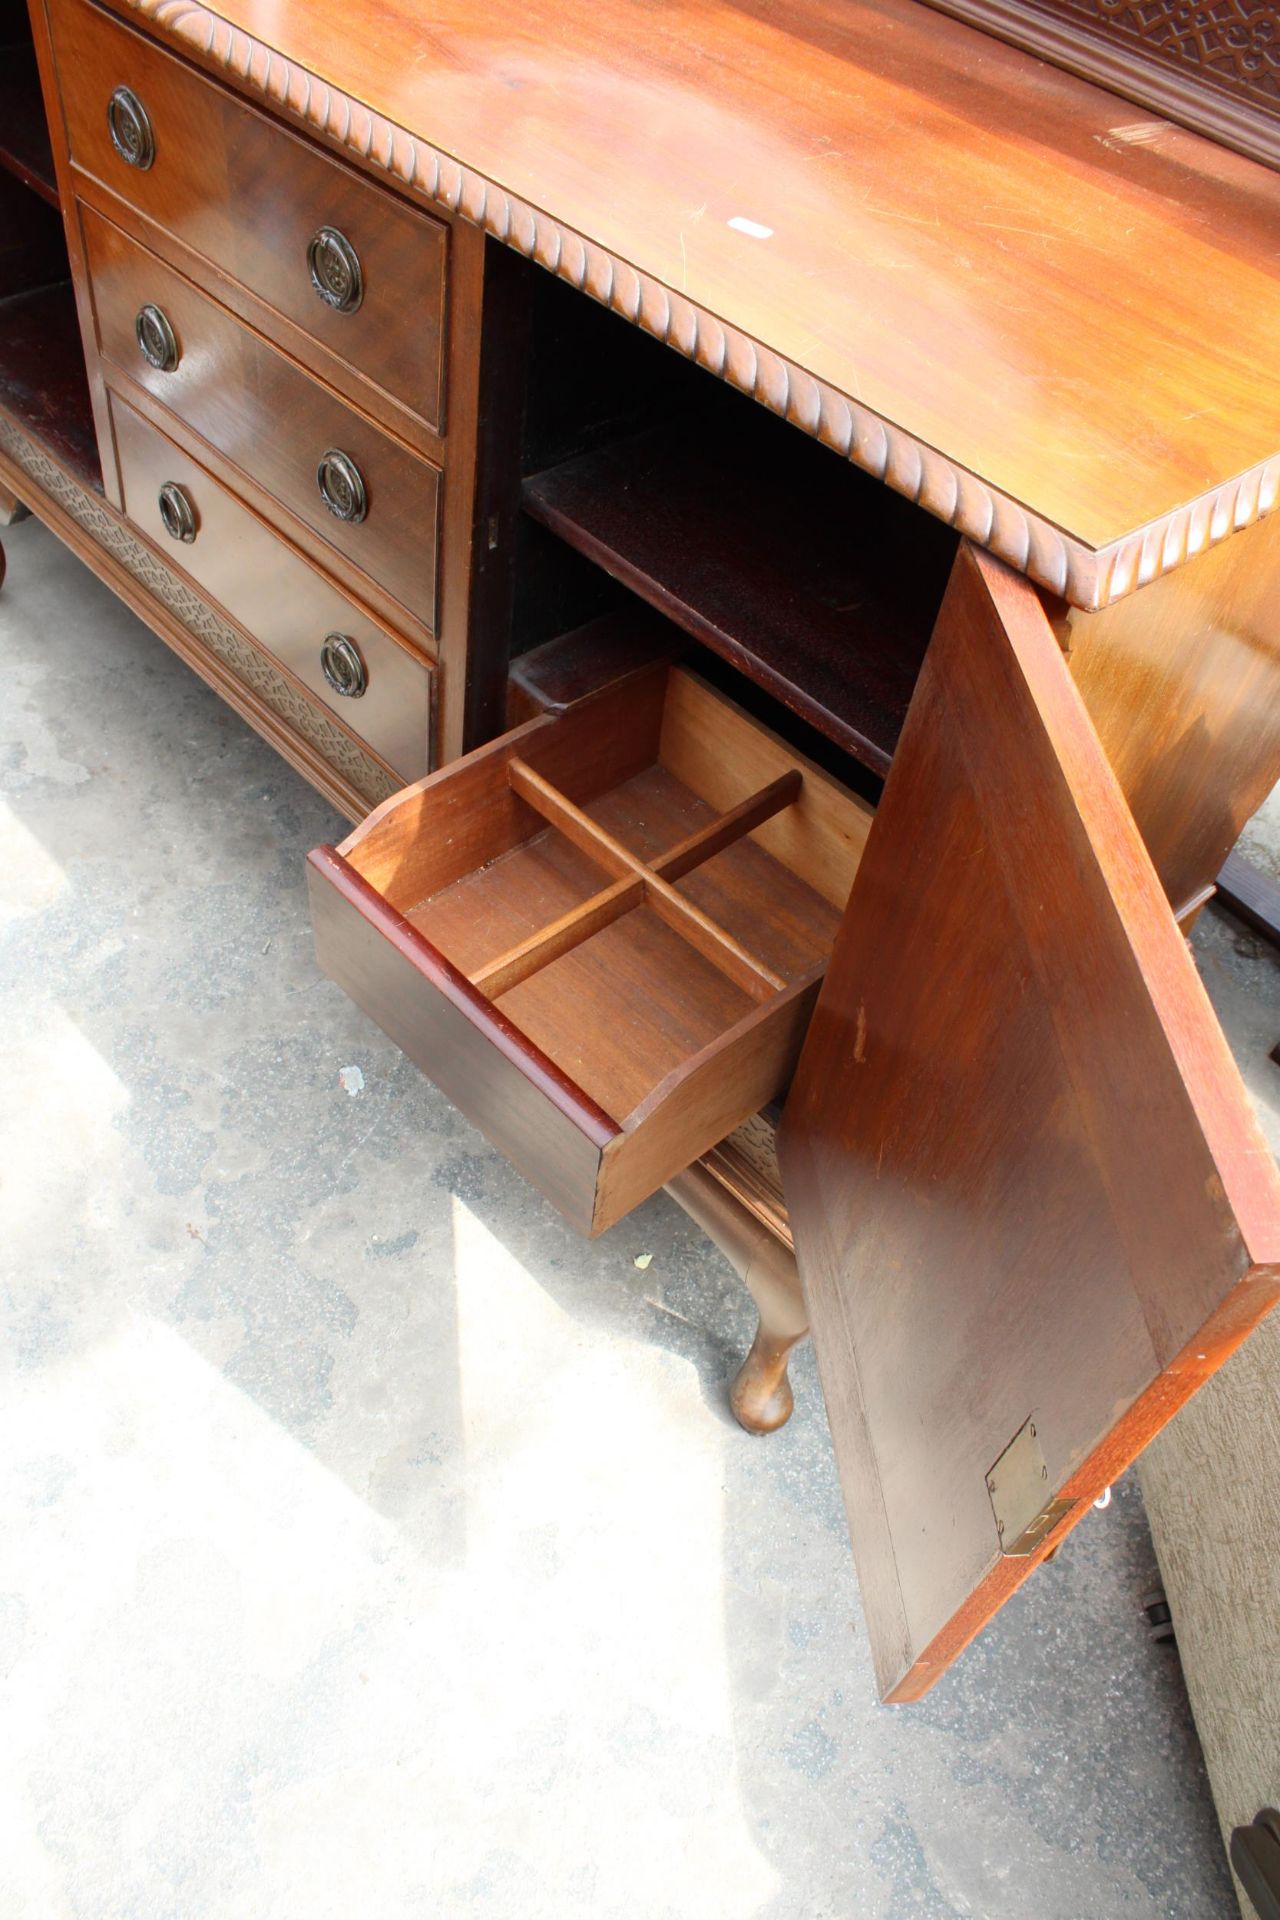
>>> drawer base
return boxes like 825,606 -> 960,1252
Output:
0,411 -> 396,818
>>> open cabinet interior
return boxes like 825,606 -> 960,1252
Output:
311,253 -> 965,1237
510,265 -> 960,783
1,0 -> 54,205
0,0 -> 98,488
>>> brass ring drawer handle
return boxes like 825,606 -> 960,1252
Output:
135,303 -> 179,373
107,86 -> 155,170
307,227 -> 363,314
157,482 -> 197,544
316,448 -> 368,524
320,633 -> 367,697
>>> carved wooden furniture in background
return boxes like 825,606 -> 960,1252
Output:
3,0 -> 1280,1702
920,0 -> 1280,170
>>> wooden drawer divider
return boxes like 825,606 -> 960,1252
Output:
309,651 -> 875,1235
473,756 -> 799,1014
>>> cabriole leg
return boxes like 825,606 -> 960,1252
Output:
730,1315 -> 807,1434
665,1161 -> 808,1434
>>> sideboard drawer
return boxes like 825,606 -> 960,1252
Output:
110,392 -> 433,784
51,0 -> 447,433
83,203 -> 440,629
308,648 -> 872,1235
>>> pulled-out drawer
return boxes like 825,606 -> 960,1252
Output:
51,0 -> 447,434
83,203 -> 440,628
110,391 -> 433,783
308,650 -> 872,1234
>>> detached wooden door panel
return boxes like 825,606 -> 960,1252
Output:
779,542 -> 1280,1704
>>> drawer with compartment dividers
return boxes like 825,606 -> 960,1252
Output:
308,637 -> 872,1235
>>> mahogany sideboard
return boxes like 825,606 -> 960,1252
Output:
3,0 -> 1280,1704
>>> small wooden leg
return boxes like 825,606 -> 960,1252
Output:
665,1161 -> 809,1434
0,479 -> 29,527
0,537 -> 6,591
730,1316 -> 806,1433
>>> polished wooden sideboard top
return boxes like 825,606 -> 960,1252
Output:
108,0 -> 1280,608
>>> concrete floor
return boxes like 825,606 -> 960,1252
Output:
2,511 -> 1275,1919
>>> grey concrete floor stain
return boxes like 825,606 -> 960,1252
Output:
0,514 -> 1262,1918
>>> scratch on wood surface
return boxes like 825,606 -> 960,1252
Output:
859,199 -> 943,229
1096,121 -> 1169,150
975,220 -> 1071,239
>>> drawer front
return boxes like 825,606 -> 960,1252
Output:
52,0 -> 447,432
83,203 -> 439,627
110,392 -> 433,784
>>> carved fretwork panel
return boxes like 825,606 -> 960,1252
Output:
921,0 -> 1280,169
1086,0 -> 1280,109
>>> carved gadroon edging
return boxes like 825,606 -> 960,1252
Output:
120,0 -> 1279,608
0,417 -> 398,809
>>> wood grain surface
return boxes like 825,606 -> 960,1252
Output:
1065,509 -> 1280,919
780,540 -> 1280,1702
106,0 -> 1280,603
314,657 -> 869,1234
523,414 -> 954,775
81,200 -> 441,627
50,0 -> 448,431
920,0 -> 1280,171
309,846 -> 620,1235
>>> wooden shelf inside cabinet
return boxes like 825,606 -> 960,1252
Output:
0,44 -> 58,208
0,282 -> 100,490
309,651 -> 873,1235
522,415 -> 958,777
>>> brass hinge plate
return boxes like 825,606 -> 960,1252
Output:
986,1417 -> 1077,1558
